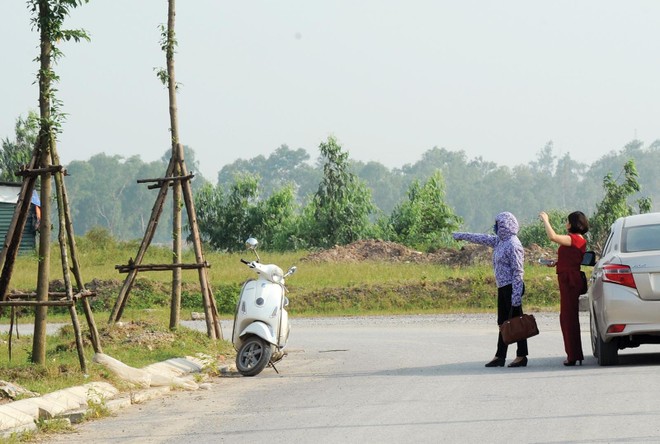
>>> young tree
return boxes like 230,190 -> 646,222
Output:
256,185 -> 298,250
386,170 -> 462,250
589,159 -> 652,253
308,136 -> 376,248
26,0 -> 90,365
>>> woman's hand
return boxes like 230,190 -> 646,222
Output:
539,211 -> 549,223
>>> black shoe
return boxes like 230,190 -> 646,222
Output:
508,357 -> 528,367
563,359 -> 583,366
485,357 -> 505,367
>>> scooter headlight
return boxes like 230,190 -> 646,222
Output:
262,264 -> 284,283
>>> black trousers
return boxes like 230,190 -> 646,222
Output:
495,284 -> 528,358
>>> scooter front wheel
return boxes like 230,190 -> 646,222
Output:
236,335 -> 273,376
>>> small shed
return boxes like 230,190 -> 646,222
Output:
0,182 -> 38,254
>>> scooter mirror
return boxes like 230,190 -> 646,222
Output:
245,238 -> 259,250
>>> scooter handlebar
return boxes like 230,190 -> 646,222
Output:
242,259 -> 257,268
240,259 -> 258,268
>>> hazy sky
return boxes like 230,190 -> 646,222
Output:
2,1 -> 659,181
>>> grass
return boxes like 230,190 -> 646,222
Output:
4,241 -> 566,321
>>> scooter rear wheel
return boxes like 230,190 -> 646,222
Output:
236,335 -> 273,376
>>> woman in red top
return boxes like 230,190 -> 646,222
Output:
539,211 -> 589,366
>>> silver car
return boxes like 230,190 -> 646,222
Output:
589,212 -> 660,366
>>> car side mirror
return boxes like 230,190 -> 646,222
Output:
581,251 -> 596,266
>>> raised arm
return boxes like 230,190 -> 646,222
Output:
453,232 -> 498,248
539,212 -> 572,247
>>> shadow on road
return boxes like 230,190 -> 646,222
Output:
365,352 -> 660,377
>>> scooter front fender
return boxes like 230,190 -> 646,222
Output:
240,321 -> 277,346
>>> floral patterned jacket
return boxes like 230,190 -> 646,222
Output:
452,211 -> 525,306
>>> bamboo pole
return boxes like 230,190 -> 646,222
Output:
51,143 -> 90,370
7,291 -> 95,299
115,263 -> 208,273
108,156 -> 176,323
0,301 -> 73,307
0,161 -> 39,300
59,175 -> 102,353
176,144 -> 222,339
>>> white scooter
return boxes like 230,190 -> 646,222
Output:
232,238 -> 296,376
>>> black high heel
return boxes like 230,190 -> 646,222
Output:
563,359 -> 583,366
485,357 -> 505,367
508,356 -> 528,367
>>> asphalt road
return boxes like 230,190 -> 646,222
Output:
45,313 -> 660,444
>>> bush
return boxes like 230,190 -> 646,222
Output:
215,283 -> 240,314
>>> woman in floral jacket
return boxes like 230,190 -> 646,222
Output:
453,211 -> 527,368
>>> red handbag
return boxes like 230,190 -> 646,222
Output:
500,313 -> 539,345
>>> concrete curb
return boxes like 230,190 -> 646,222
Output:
0,381 -> 117,437
0,355 -> 234,438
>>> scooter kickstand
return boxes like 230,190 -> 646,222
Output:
269,360 -> 280,374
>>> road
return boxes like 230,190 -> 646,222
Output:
45,313 -> 660,443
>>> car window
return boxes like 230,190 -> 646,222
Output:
622,224 -> 660,252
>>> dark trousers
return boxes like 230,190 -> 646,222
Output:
496,284 -> 528,358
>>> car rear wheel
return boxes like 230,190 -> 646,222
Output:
594,320 -> 619,366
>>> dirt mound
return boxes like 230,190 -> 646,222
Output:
302,239 -> 427,263
101,320 -> 176,351
301,239 -> 553,266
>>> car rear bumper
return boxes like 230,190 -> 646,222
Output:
598,289 -> 660,339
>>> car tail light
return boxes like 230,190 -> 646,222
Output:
602,264 -> 636,289
607,324 -> 626,333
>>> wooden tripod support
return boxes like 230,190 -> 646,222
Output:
108,144 -> 222,340
0,148 -> 102,373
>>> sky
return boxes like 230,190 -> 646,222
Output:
2,1 -> 660,181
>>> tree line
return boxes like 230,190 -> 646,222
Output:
1,112 -> 656,252
200,137 -> 653,252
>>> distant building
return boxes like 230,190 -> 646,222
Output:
0,182 -> 38,254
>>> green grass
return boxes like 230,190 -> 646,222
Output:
6,243 -> 565,319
